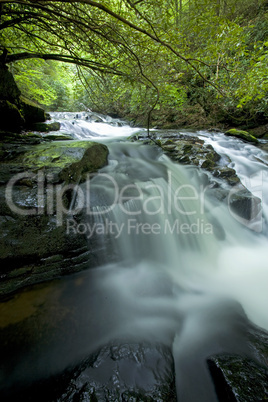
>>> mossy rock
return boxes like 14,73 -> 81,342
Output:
182,144 -> 193,154
43,133 -> 74,141
0,100 -> 25,131
0,65 -> 21,102
225,129 -> 258,143
19,96 -> 46,125
20,140 -> 109,183
31,122 -> 61,132
201,159 -> 216,170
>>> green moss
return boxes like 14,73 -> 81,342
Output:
201,159 -> 216,170
206,151 -> 221,163
225,129 -> 258,143
19,140 -> 109,183
182,144 -> 193,153
155,139 -> 162,147
164,139 -> 175,145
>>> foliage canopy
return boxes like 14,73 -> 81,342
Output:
1,0 -> 268,126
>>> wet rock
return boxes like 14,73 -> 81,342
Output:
208,355 -> 268,401
19,96 -> 46,125
0,64 -> 46,131
247,124 -> 268,139
59,342 -> 176,402
42,133 -> 74,141
228,187 -> 262,222
160,137 -> 221,173
0,64 -> 21,102
131,131 -> 261,225
213,167 -> 240,186
208,324 -> 268,402
0,100 -> 25,131
0,132 -> 44,147
9,140 -> 109,184
30,122 -> 61,132
225,129 -> 258,144
0,199 -> 102,295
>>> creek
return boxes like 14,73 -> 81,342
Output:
0,111 -> 268,401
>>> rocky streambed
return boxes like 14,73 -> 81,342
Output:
0,122 -> 268,401
0,127 -> 263,296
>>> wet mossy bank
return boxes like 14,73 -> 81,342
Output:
0,135 -> 108,296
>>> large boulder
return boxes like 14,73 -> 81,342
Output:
0,100 -> 25,131
19,95 -> 46,125
0,64 -> 21,102
18,140 -> 109,183
0,64 -> 47,130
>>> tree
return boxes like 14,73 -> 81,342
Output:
0,0 -> 267,127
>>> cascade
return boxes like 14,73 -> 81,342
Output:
1,112 -> 268,401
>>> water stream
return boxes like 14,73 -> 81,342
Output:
1,112 -> 268,401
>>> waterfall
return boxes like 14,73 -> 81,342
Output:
1,112 -> 268,401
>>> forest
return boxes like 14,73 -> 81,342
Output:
1,0 -> 268,129
1,2 -> 268,401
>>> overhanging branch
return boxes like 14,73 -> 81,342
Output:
6,0 -> 222,93
5,51 -> 127,76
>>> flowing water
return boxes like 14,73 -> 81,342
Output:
1,112 -> 268,401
